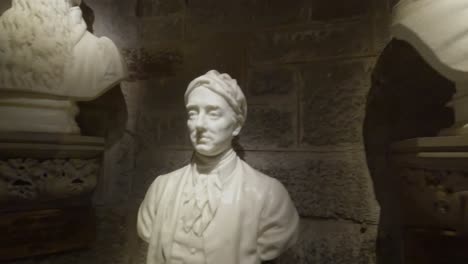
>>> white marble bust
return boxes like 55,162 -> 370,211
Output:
0,0 -> 127,133
137,70 -> 299,264
0,0 -> 126,98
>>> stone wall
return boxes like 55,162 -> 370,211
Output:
6,0 -> 392,263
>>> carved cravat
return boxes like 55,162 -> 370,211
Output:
181,170 -> 223,236
180,149 -> 236,236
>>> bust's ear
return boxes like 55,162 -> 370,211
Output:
232,123 -> 242,137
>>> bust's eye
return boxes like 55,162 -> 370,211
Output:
187,110 -> 198,118
208,110 -> 221,118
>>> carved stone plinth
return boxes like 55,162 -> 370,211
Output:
391,135 -> 468,263
0,132 -> 104,260
0,97 -> 80,134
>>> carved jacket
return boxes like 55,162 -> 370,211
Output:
137,156 -> 299,264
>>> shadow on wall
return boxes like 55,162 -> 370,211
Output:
74,2 -> 128,146
80,0 -> 95,33
0,0 -> 10,15
363,39 -> 455,264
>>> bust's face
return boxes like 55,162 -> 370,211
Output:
186,86 -> 241,157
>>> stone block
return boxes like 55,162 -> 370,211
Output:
133,150 -> 192,200
139,16 -> 184,46
121,48 -> 141,80
86,1 -> 137,45
185,0 -> 256,32
303,0 -> 372,21
132,238 -> 149,264
114,0 -> 139,17
122,48 -> 184,80
249,20 -> 374,65
136,106 -> 190,149
244,151 -> 379,223
121,81 -> 146,133
183,32 -> 247,86
136,0 -> 184,17
95,133 -> 137,205
246,67 -> 297,104
373,0 -> 392,53
300,59 -> 375,146
77,1 -> 139,48
186,0 -> 372,33
239,106 -> 296,149
278,219 -> 377,264
8,206 -> 130,264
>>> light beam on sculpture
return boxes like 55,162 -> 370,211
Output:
0,0 -> 127,134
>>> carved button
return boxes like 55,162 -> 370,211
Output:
190,248 -> 196,254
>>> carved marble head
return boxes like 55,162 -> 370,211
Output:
0,0 -> 73,92
185,70 -> 247,156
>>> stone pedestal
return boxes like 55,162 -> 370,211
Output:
0,132 -> 105,261
391,136 -> 468,263
0,96 -> 80,134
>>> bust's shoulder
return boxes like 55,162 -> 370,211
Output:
239,159 -> 286,193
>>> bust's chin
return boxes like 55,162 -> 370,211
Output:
194,145 -> 232,158
194,147 -> 221,157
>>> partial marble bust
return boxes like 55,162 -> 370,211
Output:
0,0 -> 127,133
392,0 -> 468,134
138,70 -> 299,264
0,0 -> 126,99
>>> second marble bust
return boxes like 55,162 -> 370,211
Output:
137,70 -> 299,264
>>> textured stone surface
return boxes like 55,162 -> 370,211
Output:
133,150 -> 192,200
246,67 -> 297,104
301,59 -> 374,146
139,16 -> 184,46
132,236 -> 149,264
8,206 -> 129,264
0,158 -> 98,202
135,69 -> 198,105
373,0 -> 392,53
136,106 -> 190,149
85,1 -> 139,48
249,20 -> 374,64
239,106 -> 296,149
183,32 -> 247,87
123,48 -> 184,80
278,219 -> 377,264
186,0 -> 372,32
136,0 -> 184,17
244,151 -> 379,223
121,81 -> 146,133
95,132 -> 136,205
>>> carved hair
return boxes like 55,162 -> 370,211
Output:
0,0 -> 73,92
185,70 -> 248,126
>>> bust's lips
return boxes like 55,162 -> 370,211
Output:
197,137 -> 211,143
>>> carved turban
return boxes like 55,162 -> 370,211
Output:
185,70 -> 248,126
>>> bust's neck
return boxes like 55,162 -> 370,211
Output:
193,148 -> 236,174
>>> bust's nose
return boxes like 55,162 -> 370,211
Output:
194,113 -> 207,131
